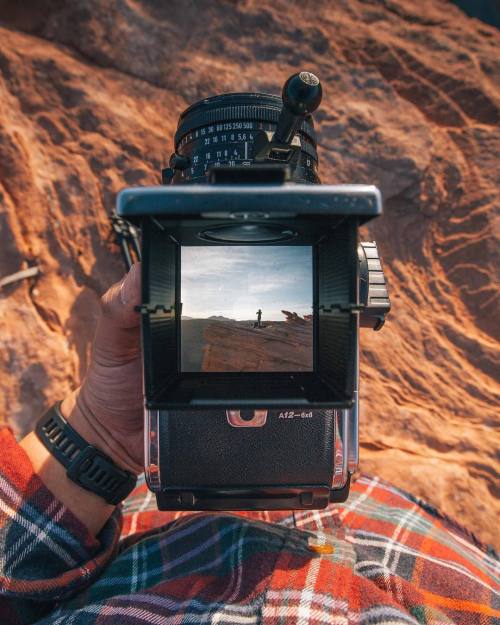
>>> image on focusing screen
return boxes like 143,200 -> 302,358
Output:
181,246 -> 313,372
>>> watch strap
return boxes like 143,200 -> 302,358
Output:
35,402 -> 137,505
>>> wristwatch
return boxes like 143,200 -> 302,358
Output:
35,402 -> 137,505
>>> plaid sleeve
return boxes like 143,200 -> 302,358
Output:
0,428 -> 122,625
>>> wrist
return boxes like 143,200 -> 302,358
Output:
61,392 -> 143,477
20,431 -> 116,536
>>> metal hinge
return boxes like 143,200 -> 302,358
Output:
319,303 -> 364,313
134,304 -> 174,314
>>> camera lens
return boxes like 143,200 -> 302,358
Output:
171,92 -> 319,184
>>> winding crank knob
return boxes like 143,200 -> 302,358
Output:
274,72 -> 323,144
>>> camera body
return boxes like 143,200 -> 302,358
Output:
146,407 -> 351,510
118,180 -> 387,510
116,72 -> 390,510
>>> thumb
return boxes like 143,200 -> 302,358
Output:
92,263 -> 142,365
100,262 -> 141,329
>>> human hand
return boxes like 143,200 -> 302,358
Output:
61,263 -> 143,476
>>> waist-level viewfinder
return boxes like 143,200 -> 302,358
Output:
116,71 -> 390,510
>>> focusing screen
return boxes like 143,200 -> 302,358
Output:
181,246 -> 313,372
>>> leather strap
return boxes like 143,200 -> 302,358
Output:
35,403 -> 137,505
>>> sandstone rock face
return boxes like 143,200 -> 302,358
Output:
200,317 -> 313,372
0,1 -> 498,547
281,310 -> 308,324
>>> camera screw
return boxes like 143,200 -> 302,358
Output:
169,152 -> 190,170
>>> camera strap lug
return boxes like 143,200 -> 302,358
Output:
110,213 -> 141,271
161,167 -> 175,184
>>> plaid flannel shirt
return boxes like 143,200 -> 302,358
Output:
0,427 -> 498,624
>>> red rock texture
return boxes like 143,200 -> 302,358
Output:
201,317 -> 313,372
0,1 -> 498,547
281,310 -> 308,324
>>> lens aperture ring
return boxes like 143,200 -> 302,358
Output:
177,127 -> 319,164
175,105 -> 317,148
172,91 -> 320,184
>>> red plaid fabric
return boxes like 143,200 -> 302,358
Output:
0,427 -> 498,624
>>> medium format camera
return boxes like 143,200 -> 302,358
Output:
116,71 -> 390,511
